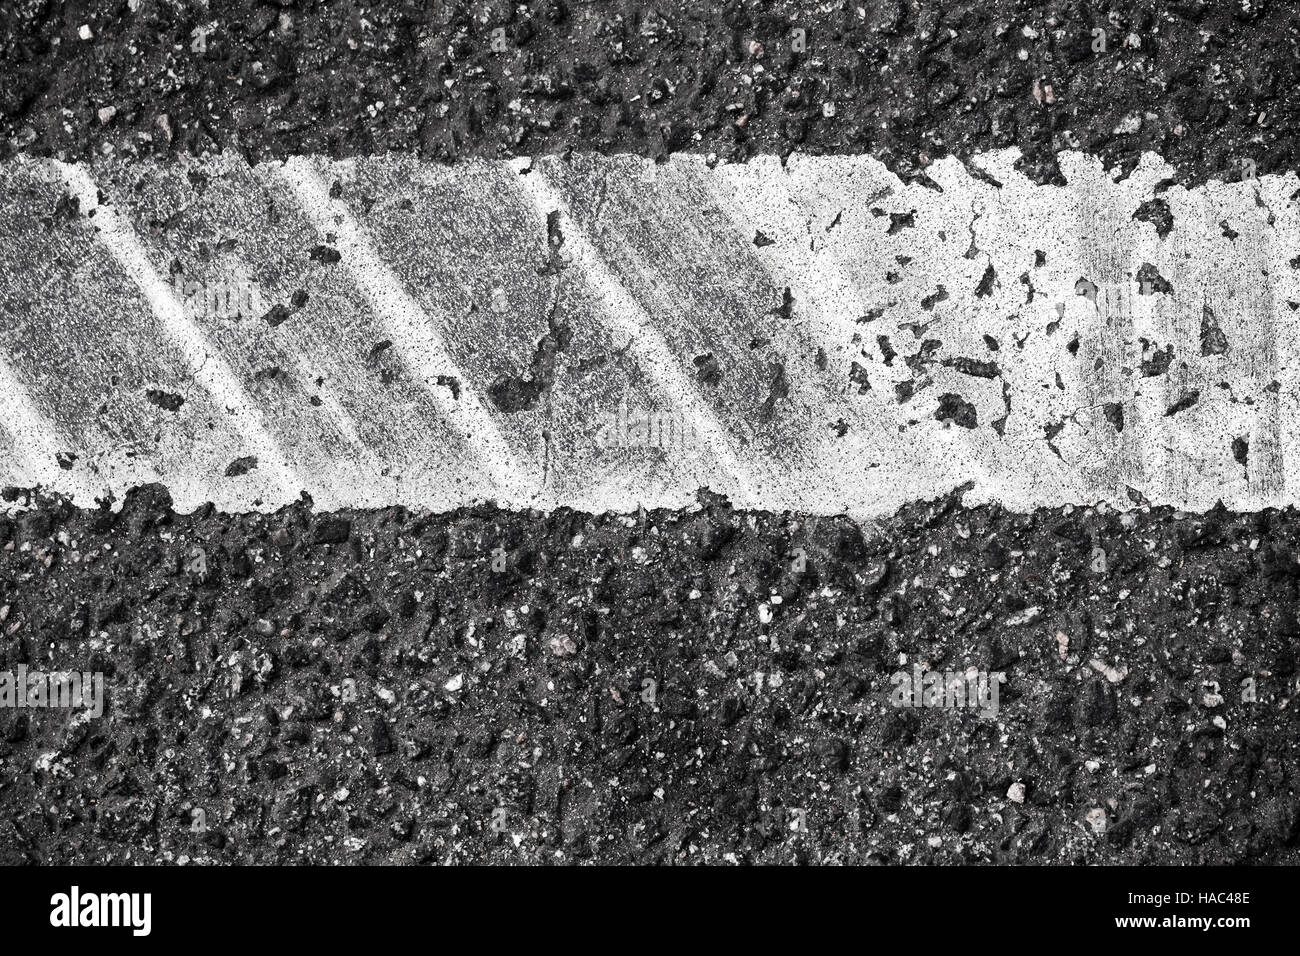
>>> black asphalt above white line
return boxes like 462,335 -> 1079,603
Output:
4,0 -> 1298,190
1,149 -> 1298,516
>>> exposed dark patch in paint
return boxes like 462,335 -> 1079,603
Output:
145,389 -> 185,412
904,339 -> 942,373
490,215 -> 574,414
934,393 -> 977,429
975,263 -> 996,298
1139,343 -> 1174,378
849,361 -> 871,394
759,363 -> 791,422
50,192 -> 80,227
894,380 -> 915,403
537,210 -> 568,278
963,217 -> 981,261
366,340 -> 394,364
1066,336 -> 1080,356
1136,263 -> 1172,294
983,334 -> 1000,351
489,362 -> 546,413
693,353 -> 724,387
263,303 -> 291,327
941,357 -> 1000,379
1019,271 -> 1035,305
1165,390 -> 1201,417
1201,304 -> 1230,356
1254,191 -> 1276,227
1043,419 -> 1065,460
435,375 -> 461,400
876,335 -> 896,367
990,379 -> 1013,437
753,230 -> 775,247
1133,197 -> 1173,238
224,456 -> 258,477
771,287 -> 795,322
530,210 -> 566,278
1075,277 -> 1098,302
309,244 -> 342,265
55,451 -> 77,470
253,367 -> 286,383
1220,220 -> 1239,240
856,306 -> 887,324
920,286 -> 948,311
1233,436 -> 1249,471
965,165 -> 1002,189
886,210 -> 915,235
1104,402 -> 1125,432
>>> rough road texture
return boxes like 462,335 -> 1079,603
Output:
1,486 -> 1298,864
4,1 -> 1299,869
1,0 -> 1297,187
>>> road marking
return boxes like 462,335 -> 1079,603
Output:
0,150 -> 1293,517
275,157 -> 535,503
52,161 -> 317,508
512,157 -> 762,508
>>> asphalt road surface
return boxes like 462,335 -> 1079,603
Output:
1,0 -> 1298,866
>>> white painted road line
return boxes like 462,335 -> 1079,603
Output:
53,161 -> 315,508
510,158 -> 761,507
0,357 -> 92,500
276,157 -> 534,501
1,149 -> 1297,517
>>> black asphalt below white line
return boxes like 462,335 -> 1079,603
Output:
3,487 -> 1300,865
2,150 -> 1298,517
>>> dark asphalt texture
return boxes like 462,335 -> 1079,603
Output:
0,1 -> 1296,186
1,485 -> 1297,864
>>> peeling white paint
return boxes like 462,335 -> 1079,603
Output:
0,150 -> 1296,517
